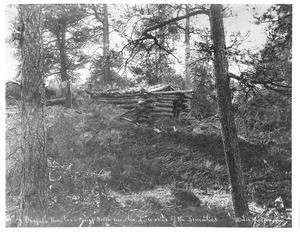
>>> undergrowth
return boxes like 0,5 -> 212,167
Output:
5,101 -> 291,227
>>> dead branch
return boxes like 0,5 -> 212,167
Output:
122,8 -> 210,67
142,9 -> 210,35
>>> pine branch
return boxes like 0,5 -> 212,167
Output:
142,9 -> 209,35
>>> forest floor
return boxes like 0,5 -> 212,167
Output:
5,102 -> 292,227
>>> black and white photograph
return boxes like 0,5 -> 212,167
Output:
4,1 -> 295,227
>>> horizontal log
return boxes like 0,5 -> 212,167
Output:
158,98 -> 191,102
107,99 -> 139,104
120,106 -> 174,113
95,97 -> 137,102
156,100 -> 173,104
107,93 -> 143,98
155,102 -> 173,108
46,98 -> 66,106
88,92 -> 140,99
90,93 -> 192,103
108,95 -> 142,99
147,85 -> 173,92
152,90 -> 193,95
138,116 -> 151,119
105,92 -> 183,98
114,93 -> 178,99
87,89 -> 193,98
152,108 -> 174,113
95,100 -> 142,106
93,100 -> 136,109
96,99 -> 189,111
89,91 -> 157,98
150,112 -> 174,117
100,102 -> 153,110
153,106 -> 174,111
157,97 -> 178,101
153,94 -> 179,98
121,92 -> 192,99
120,105 -> 136,110
183,94 -> 193,99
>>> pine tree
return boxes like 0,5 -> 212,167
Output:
210,4 -> 250,222
19,4 -> 47,226
44,4 -> 88,107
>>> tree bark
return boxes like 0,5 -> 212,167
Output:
19,4 -> 47,226
92,4 -> 111,85
57,23 -> 68,82
102,4 -> 111,85
184,4 -> 191,89
57,23 -> 72,108
65,79 -> 72,108
210,4 -> 250,221
155,51 -> 160,84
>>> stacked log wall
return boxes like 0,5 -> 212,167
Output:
87,88 -> 193,120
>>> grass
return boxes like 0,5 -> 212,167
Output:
5,102 -> 292,227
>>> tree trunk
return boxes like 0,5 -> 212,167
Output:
155,53 -> 159,84
103,4 -> 111,85
146,55 -> 160,85
58,24 -> 68,82
65,79 -> 72,108
19,4 -> 47,226
154,50 -> 163,84
92,4 -> 111,85
184,4 -> 191,89
155,7 -> 164,85
210,4 -> 250,222
57,24 -> 72,108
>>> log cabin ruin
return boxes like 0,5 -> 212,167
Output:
86,84 -> 193,124
6,81 -> 193,124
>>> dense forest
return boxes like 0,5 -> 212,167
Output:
5,4 -> 291,227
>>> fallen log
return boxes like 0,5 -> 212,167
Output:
46,98 -> 66,106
